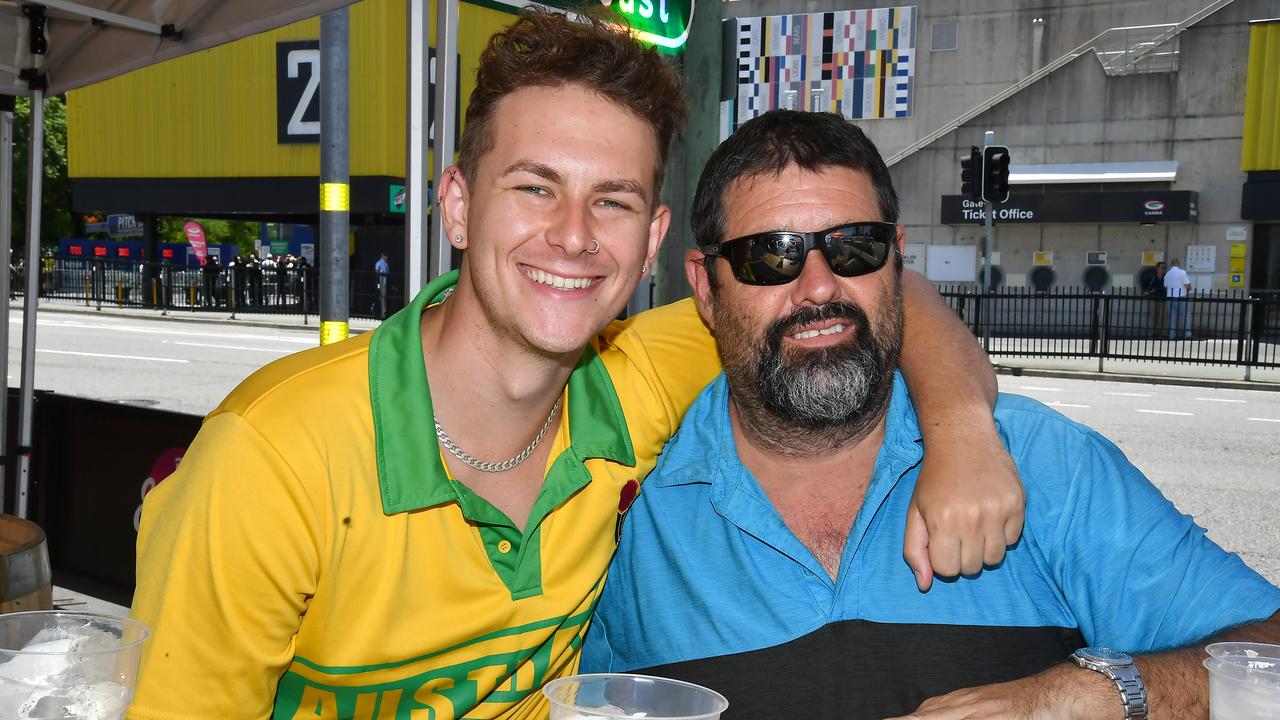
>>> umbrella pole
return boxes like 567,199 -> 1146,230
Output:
0,99 -> 13,510
17,88 -> 43,519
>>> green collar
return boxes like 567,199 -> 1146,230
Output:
368,270 -> 636,515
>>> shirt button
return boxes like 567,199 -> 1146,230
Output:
497,540 -> 513,554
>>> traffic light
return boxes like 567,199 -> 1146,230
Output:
982,145 -> 1011,203
960,146 -> 982,201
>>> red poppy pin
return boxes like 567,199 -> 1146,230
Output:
615,479 -> 640,543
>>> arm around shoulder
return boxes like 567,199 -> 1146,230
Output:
897,269 -> 1024,589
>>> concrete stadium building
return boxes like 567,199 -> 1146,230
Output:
720,0 -> 1280,294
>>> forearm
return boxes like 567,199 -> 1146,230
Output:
1026,613 -> 1280,719
899,269 -> 996,434
1138,611 -> 1280,718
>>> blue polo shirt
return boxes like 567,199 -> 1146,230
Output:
581,373 -> 1280,718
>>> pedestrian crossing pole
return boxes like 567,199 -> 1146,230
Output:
981,130 -> 995,352
319,8 -> 351,346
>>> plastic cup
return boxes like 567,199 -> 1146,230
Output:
0,611 -> 150,719
544,673 -> 728,720
1204,642 -> 1280,720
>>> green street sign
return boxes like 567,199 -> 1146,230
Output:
389,184 -> 406,214
537,0 -> 694,54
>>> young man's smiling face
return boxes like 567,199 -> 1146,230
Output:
453,83 -> 669,358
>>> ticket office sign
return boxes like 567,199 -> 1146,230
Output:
941,191 -> 1199,225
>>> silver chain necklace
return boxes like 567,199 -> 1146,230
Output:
434,396 -> 563,473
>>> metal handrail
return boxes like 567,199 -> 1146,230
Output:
885,0 -> 1237,167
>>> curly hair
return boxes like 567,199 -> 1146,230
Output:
458,7 -> 686,196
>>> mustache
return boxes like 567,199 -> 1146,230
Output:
766,302 -> 868,344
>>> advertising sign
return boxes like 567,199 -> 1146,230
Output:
183,221 -> 208,265
106,214 -> 143,238
598,0 -> 695,53
390,184 -> 406,214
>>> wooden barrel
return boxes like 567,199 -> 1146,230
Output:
0,514 -> 52,613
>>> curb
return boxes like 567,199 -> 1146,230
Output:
994,365 -> 1280,393
15,303 -> 378,335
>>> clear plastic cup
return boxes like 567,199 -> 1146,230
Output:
0,611 -> 150,719
543,673 -> 728,720
1204,642 -> 1280,720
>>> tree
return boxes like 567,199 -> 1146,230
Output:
156,217 -> 261,256
9,95 -> 72,254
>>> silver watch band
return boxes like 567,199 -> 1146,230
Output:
1110,665 -> 1148,720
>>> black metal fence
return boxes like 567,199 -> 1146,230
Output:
937,286 -> 1280,370
15,258 -> 404,321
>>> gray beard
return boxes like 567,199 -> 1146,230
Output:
720,294 -> 902,457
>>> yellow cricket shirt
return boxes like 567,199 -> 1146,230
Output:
129,271 -> 718,720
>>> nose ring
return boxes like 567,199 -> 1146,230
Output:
586,240 -> 600,254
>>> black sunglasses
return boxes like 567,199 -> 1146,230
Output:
704,221 -> 896,286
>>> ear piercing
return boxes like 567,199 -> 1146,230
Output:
453,234 -> 463,245
641,264 -> 648,273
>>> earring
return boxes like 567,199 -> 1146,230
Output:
641,264 -> 647,273
453,234 -> 463,245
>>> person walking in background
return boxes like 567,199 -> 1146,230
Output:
374,251 -> 390,319
1164,258 -> 1192,340
1141,261 -> 1167,338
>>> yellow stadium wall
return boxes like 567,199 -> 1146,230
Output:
1243,19 -> 1280,172
67,0 -> 516,180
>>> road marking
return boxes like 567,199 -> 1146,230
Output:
1104,391 -> 1152,398
31,318 -> 315,344
1136,409 -> 1193,416
174,341 -> 294,353
36,348 -> 188,363
1194,397 -> 1246,404
1047,402 -> 1089,408
1018,385 -> 1061,392
1248,417 -> 1280,423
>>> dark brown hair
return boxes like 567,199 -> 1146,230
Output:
458,7 -> 686,196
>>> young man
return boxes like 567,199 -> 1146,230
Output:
130,13 -> 1020,719
580,110 -> 1280,719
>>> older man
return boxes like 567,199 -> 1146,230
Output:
581,110 -> 1280,719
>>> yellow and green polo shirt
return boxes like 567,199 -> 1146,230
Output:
129,271 -> 719,720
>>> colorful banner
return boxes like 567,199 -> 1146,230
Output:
722,6 -> 916,135
184,221 -> 208,265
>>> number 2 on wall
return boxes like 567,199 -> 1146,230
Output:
287,49 -> 321,137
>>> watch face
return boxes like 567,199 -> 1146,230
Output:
1078,647 -> 1132,664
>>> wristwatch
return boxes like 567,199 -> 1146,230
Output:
1071,647 -> 1148,719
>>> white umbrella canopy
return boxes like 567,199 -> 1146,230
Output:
0,0 -> 360,96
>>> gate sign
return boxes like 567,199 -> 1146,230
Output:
277,42 -> 457,145
276,40 -> 320,144
184,221 -> 208,265
106,214 -> 143,238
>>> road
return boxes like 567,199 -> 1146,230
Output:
6,310 -> 320,416
7,309 -> 1280,584
996,374 -> 1280,585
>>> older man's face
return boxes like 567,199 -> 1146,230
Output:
690,164 -> 905,431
